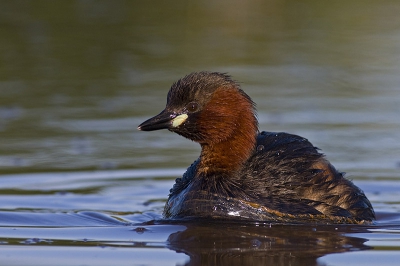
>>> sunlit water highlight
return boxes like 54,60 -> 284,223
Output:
1,169 -> 400,266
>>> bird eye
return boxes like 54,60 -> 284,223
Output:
186,102 -> 198,113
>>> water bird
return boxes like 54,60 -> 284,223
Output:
138,71 -> 375,224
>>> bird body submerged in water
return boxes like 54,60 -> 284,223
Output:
138,72 -> 375,224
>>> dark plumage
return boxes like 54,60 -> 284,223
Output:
138,71 -> 375,224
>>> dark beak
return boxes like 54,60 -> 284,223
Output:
137,110 -> 176,131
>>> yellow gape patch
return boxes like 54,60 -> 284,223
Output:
171,114 -> 188,128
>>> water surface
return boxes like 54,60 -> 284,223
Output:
1,1 -> 400,265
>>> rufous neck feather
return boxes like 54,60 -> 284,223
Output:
196,87 -> 258,176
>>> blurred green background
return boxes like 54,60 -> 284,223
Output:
1,0 -> 399,175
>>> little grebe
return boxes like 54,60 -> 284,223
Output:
138,72 -> 375,224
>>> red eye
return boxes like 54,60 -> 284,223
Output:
187,102 -> 198,112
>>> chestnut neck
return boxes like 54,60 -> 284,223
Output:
196,89 -> 258,177
198,132 -> 257,177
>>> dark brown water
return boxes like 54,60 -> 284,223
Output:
1,1 -> 400,265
